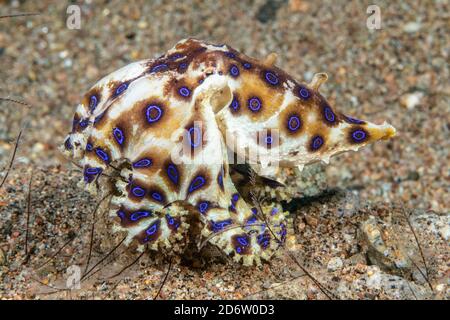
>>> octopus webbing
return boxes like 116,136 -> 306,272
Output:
61,38 -> 396,266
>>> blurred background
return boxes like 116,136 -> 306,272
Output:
0,0 -> 448,299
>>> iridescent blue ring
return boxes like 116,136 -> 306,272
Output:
146,104 -> 163,123
113,127 -> 124,145
178,86 -> 191,97
248,97 -> 262,112
264,71 -> 279,85
288,115 -> 301,131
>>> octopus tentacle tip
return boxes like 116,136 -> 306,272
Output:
309,72 -> 328,90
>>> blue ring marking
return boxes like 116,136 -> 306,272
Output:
178,62 -> 188,71
265,135 -> 273,145
150,63 -> 169,73
130,211 -> 151,221
271,207 -> 279,216
64,138 -> 72,150
188,126 -> 201,148
188,175 -> 205,193
237,236 -> 249,246
79,119 -> 89,128
113,127 -> 124,145
242,62 -> 252,69
151,192 -> 163,202
145,221 -> 159,236
311,136 -> 324,150
288,115 -> 301,131
229,64 -> 239,77
212,219 -> 232,232
230,96 -> 240,112
231,193 -> 239,203
117,210 -> 125,220
264,71 -> 279,85
95,147 -> 110,162
131,186 -> 146,197
146,104 -> 163,123
324,106 -> 336,122
236,247 -> 242,253
165,213 -> 175,226
115,83 -> 128,96
167,164 -> 179,185
345,115 -> 365,124
298,85 -> 310,100
248,97 -> 262,112
198,201 -> 209,214
178,86 -> 191,97
89,95 -> 98,111
85,143 -> 93,151
351,129 -> 367,142
225,52 -> 236,59
251,207 -> 258,214
132,158 -> 152,168
257,233 -> 270,248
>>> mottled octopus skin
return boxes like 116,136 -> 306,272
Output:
62,38 -> 396,266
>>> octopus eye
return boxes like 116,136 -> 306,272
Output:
350,128 -> 368,143
178,86 -> 191,97
89,95 -> 98,111
323,105 -> 336,123
287,115 -> 301,131
133,158 -> 152,168
264,71 -> 279,85
297,85 -> 310,100
229,64 -> 239,77
115,83 -> 128,96
113,127 -> 124,145
310,135 -> 324,151
145,104 -> 163,123
248,97 -> 262,112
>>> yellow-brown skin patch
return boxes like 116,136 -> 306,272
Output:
234,71 -> 285,121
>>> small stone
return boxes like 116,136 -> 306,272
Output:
400,92 -> 423,110
327,257 -> 343,272
403,22 -> 421,33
